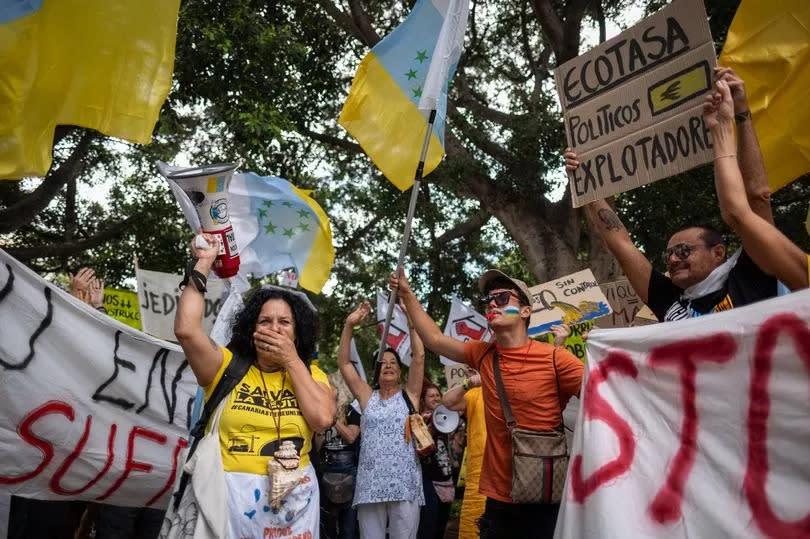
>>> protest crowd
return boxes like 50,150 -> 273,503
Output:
1,1 -> 809,539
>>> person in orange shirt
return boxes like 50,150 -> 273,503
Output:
390,269 -> 584,539
442,373 -> 487,539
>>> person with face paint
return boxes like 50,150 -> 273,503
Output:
389,269 -> 583,539
337,301 -> 426,539
564,67 -> 780,322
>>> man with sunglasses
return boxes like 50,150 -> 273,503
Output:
389,269 -> 583,539
564,67 -> 778,322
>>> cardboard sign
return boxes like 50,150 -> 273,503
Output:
555,0 -> 716,207
528,269 -> 612,336
137,268 -> 225,341
103,288 -> 142,330
554,289 -> 810,539
440,297 -> 494,366
595,279 -> 647,328
541,321 -> 594,361
0,249 -> 197,507
445,363 -> 475,389
376,292 -> 413,366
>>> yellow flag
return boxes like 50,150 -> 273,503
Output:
719,0 -> 810,191
0,1 -> 180,179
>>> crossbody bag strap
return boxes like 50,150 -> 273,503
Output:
492,349 -> 517,430
550,348 -> 568,432
401,388 -> 416,414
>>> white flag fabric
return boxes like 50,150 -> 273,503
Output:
0,249 -> 197,507
418,0 -> 470,112
440,296 -> 493,365
555,289 -> 810,539
136,268 -> 226,342
376,292 -> 413,366
350,338 -> 368,382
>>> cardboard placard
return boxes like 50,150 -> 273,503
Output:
445,364 -> 475,389
555,0 -> 716,207
102,288 -> 142,330
528,269 -> 612,336
595,279 -> 645,328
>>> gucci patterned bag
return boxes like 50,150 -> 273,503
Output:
493,348 -> 569,504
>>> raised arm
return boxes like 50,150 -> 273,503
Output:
715,67 -> 773,224
389,270 -> 466,362
401,300 -> 426,404
704,80 -> 808,290
442,373 -> 480,412
337,303 -> 373,408
174,234 -> 225,386
566,150 -> 653,303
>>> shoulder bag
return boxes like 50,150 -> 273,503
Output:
492,346 -> 568,504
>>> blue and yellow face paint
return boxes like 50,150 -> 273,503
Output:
503,305 -> 521,317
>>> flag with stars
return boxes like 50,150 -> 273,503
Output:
227,173 -> 334,293
339,0 -> 470,191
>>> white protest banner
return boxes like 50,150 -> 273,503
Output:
595,279 -> 650,329
440,297 -> 493,366
376,292 -> 412,366
350,337 -> 368,382
528,269 -> 611,337
555,0 -> 716,207
555,289 -> 810,539
137,268 -> 225,341
0,249 -> 197,507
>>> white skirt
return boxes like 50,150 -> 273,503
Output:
224,464 -> 319,539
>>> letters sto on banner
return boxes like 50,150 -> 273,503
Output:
555,0 -> 717,207
0,249 -> 198,507
555,289 -> 810,539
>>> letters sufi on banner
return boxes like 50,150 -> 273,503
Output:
0,249 -> 198,507
555,289 -> 810,539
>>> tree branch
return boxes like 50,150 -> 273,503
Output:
299,125 -> 362,154
347,0 -> 381,47
448,106 -> 519,168
453,77 -> 529,126
4,215 -> 137,262
436,207 -> 491,245
0,130 -> 94,234
336,210 -> 386,258
314,0 -> 368,45
531,0 -> 565,60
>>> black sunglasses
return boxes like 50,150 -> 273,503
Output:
479,290 -> 518,307
661,243 -> 705,265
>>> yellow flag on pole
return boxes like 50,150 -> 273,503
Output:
719,0 -> 810,191
0,0 -> 180,179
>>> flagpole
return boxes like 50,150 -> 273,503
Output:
375,109 -> 437,367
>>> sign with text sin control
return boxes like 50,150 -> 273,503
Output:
555,0 -> 716,207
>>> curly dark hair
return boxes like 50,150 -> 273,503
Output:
226,286 -> 319,366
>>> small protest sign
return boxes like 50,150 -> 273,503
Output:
541,321 -> 594,361
440,297 -> 493,366
555,0 -> 716,207
103,288 -> 142,330
528,269 -> 611,337
595,279 -> 646,328
445,363 -> 475,389
136,268 -> 225,341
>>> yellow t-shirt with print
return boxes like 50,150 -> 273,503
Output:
204,347 -> 330,475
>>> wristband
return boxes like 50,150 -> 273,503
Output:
95,305 -> 107,313
462,378 -> 469,391
735,110 -> 751,124
179,258 -> 208,294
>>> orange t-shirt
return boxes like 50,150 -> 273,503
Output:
462,339 -> 584,503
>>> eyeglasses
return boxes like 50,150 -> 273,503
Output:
479,290 -> 519,307
661,243 -> 704,265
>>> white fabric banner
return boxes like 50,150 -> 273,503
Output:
376,292 -> 413,366
350,337 -> 368,382
0,249 -> 197,508
440,296 -> 493,366
556,289 -> 810,539
136,268 -> 225,341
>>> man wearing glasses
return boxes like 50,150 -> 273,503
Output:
389,269 -> 583,538
564,68 -> 778,322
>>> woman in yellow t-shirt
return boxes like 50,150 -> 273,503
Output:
173,234 -> 335,538
705,79 -> 809,291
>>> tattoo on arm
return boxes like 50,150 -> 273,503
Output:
208,337 -> 219,351
597,208 -> 623,231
